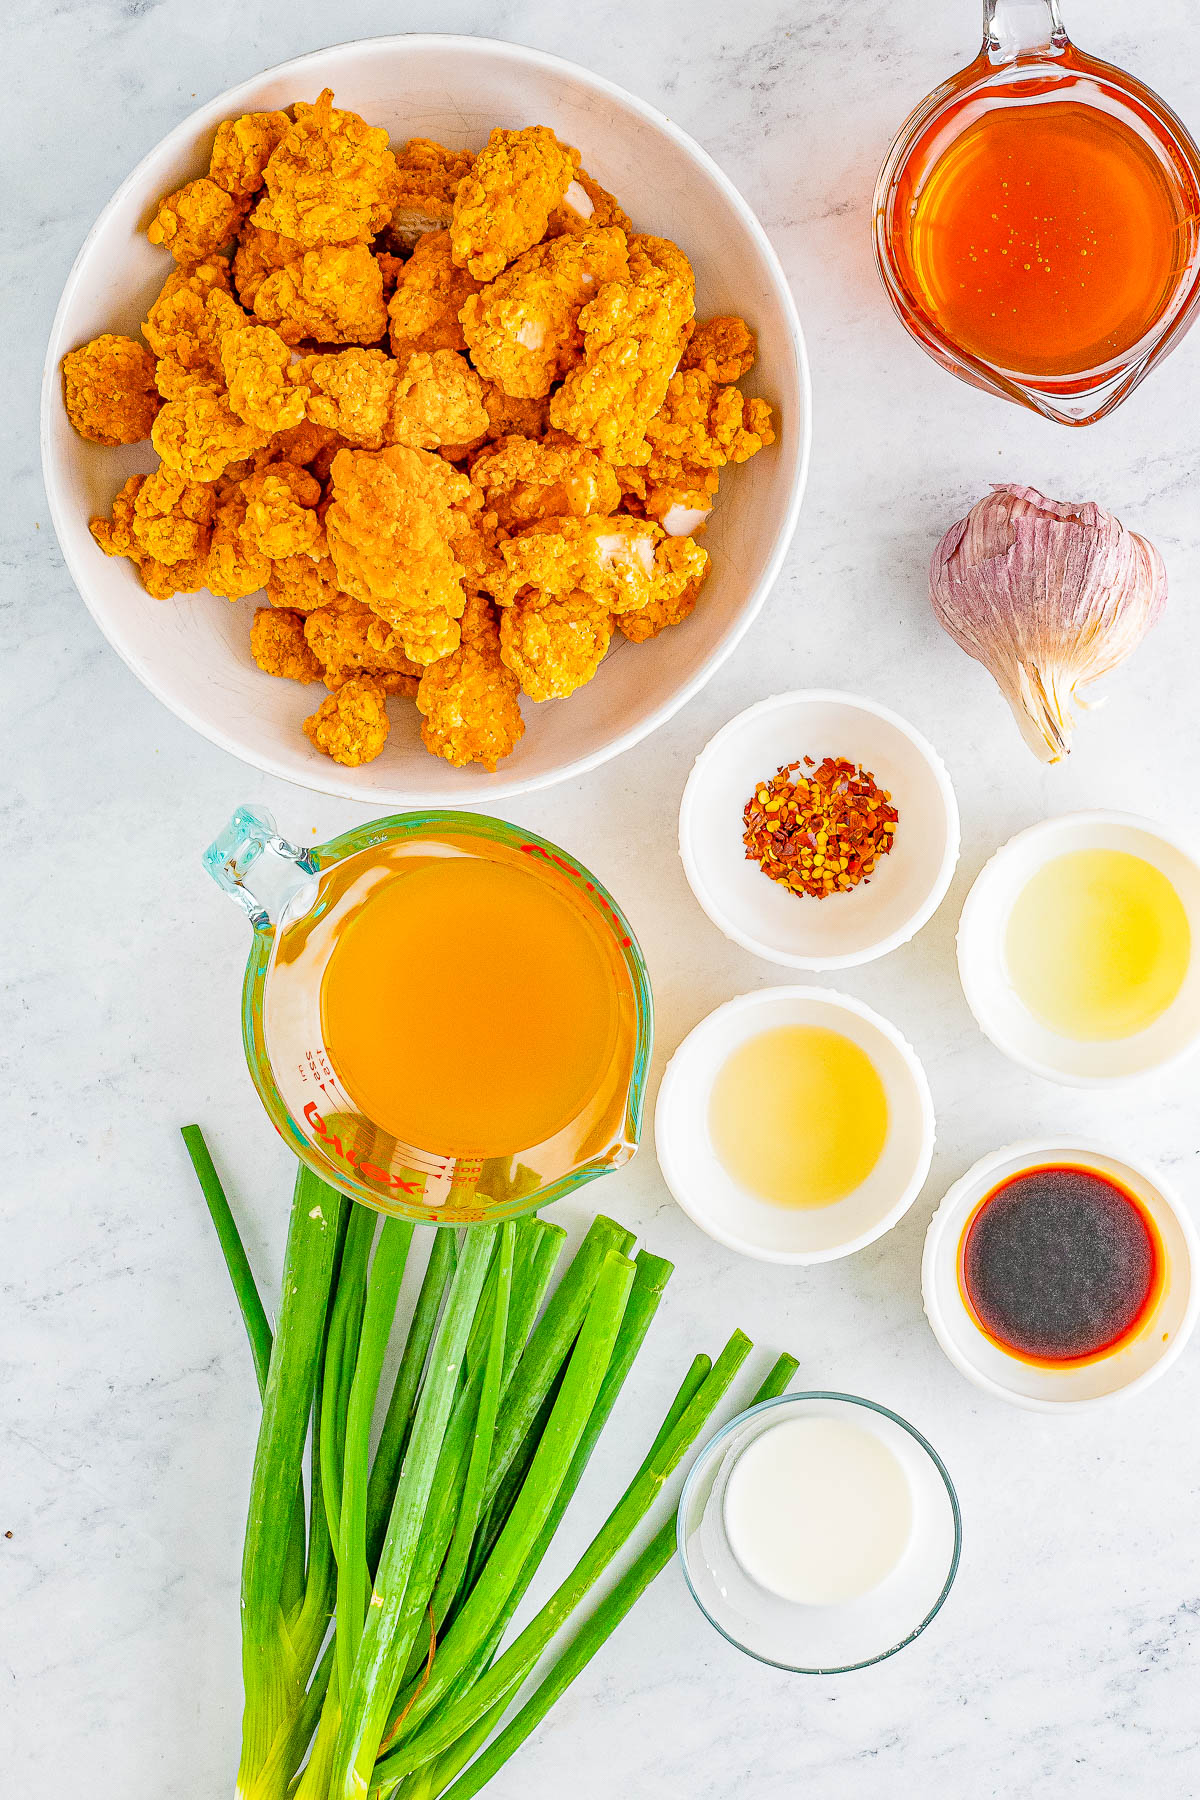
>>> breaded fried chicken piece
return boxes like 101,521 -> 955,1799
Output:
499,592 -> 612,701
386,231 -> 481,363
251,606 -> 323,682
616,568 -> 707,642
148,178 -> 248,263
152,388 -> 268,482
137,550 -> 214,600
470,434 -> 620,529
450,126 -> 580,281
133,466 -> 217,566
89,474 -> 143,562
438,380 -> 553,463
143,263 -> 246,398
304,675 -> 391,766
549,235 -> 695,465
324,445 -> 475,663
221,323 -> 308,433
644,369 -> 775,473
253,244 -> 388,347
493,514 -> 708,615
232,222 -> 300,308
253,89 -> 399,248
680,315 -> 757,383
270,419 -> 347,469
385,138 -> 475,251
417,595 -> 525,770
62,334 -> 160,445
478,382 -> 551,443
546,169 -> 632,239
642,466 -> 719,534
290,348 -> 397,449
387,349 -> 489,451
454,510 -> 506,599
206,486 -> 272,599
266,552 -> 348,613
209,111 -> 292,198
460,225 -> 629,399
304,604 -> 422,693
241,463 -> 324,560
615,567 -> 706,642
87,471 -> 220,601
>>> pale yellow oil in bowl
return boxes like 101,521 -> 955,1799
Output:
708,1025 -> 889,1209
1005,849 -> 1191,1042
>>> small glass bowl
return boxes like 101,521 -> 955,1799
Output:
677,1392 -> 961,1673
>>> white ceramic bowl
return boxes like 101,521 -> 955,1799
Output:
655,986 -> 936,1263
957,811 -> 1200,1086
678,691 -> 959,969
41,35 -> 810,805
922,1140 -> 1200,1411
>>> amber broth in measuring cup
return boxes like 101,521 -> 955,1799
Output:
206,807 -> 651,1223
318,855 -> 624,1158
874,5 -> 1200,423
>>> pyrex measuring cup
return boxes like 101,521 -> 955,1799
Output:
204,806 -> 653,1224
874,0 -> 1200,424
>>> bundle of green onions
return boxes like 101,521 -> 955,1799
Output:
183,1126 -> 798,1800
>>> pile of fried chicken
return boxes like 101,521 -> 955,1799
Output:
66,91 -> 777,770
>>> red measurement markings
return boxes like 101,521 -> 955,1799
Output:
520,842 -> 633,949
302,1101 -> 423,1195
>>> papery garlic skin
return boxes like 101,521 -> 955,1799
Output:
930,484 -> 1166,762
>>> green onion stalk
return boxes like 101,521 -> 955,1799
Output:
186,1127 -> 799,1800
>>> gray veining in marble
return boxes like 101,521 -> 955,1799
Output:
5,1 -> 1200,1794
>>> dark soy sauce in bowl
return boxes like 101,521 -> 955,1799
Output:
959,1166 -> 1164,1366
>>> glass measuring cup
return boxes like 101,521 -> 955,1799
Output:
874,0 -> 1200,424
203,806 -> 653,1225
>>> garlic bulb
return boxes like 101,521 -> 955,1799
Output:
929,484 -> 1166,762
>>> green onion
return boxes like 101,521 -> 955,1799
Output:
237,1163 -> 346,1799
501,1218 -> 565,1388
320,1207 -> 377,1549
366,1232 -> 456,1568
337,1219 -> 415,1696
181,1125 -> 272,1395
382,1250 -> 636,1769
462,1247 -> 673,1608
181,1124 -> 309,1625
330,1227 -> 495,1800
374,1330 -> 753,1788
481,1216 -> 634,1513
197,1137 -> 801,1800
435,1349 -> 803,1798
432,1224 -> 513,1621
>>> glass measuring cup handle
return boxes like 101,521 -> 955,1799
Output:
203,805 -> 319,931
983,0 -> 1068,60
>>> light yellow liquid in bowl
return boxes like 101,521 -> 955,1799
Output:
708,1025 -> 889,1209
1005,849 -> 1191,1042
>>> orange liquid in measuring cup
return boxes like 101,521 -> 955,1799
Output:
901,100 -> 1192,377
319,856 -> 625,1158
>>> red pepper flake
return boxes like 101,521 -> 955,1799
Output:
741,754 -> 899,899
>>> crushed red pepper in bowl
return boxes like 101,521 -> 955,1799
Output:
742,755 -> 899,898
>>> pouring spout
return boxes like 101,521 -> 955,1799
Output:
203,805 -> 319,931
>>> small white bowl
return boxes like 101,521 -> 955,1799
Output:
41,35 -> 810,806
655,986 -> 936,1263
678,691 -> 959,969
958,811 -> 1200,1086
923,1140 -> 1199,1411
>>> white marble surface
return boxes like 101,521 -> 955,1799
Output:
6,1 -> 1200,1793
